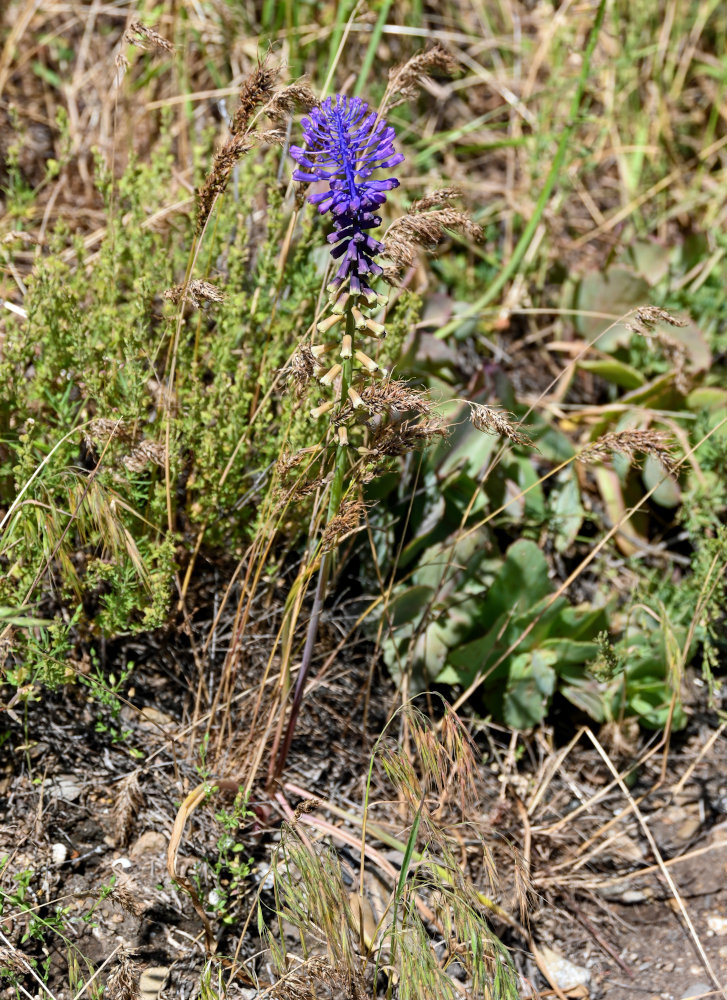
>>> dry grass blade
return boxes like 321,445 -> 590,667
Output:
579,428 -> 678,476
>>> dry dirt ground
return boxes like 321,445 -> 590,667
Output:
1,654 -> 726,1000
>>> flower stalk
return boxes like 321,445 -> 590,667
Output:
270,96 -> 403,782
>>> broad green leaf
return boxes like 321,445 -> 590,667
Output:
502,650 -> 557,729
578,358 -> 645,389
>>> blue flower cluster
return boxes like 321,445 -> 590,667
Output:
291,95 -> 403,300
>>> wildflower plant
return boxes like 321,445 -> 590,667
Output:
271,86 -> 486,779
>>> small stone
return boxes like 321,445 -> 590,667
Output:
539,946 -> 590,991
47,774 -> 83,802
139,966 -> 169,1000
129,830 -> 166,859
706,915 -> 727,935
680,985 -> 711,1000
677,816 -> 701,841
50,843 -> 67,865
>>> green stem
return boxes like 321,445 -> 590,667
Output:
327,312 -> 355,520
435,0 -> 608,340
270,305 -> 355,783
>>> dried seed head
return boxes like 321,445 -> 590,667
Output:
121,21 -> 174,53
231,60 -> 280,136
106,950 -> 141,1000
82,418 -> 133,452
579,429 -> 678,476
112,771 -> 143,846
625,307 -> 691,394
336,379 -> 432,424
467,403 -> 534,447
626,306 -> 688,332
366,417 -> 449,458
108,873 -> 146,918
383,208 -> 483,282
320,498 -> 367,552
121,440 -> 167,473
262,79 -> 319,124
163,279 -> 224,308
277,451 -> 305,479
386,44 -> 459,111
196,130 -> 284,232
409,188 -> 461,214
289,346 -> 317,396
0,945 -> 28,974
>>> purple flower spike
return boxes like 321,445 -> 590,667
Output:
291,95 -> 403,298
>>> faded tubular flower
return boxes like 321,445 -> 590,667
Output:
290,95 -> 404,300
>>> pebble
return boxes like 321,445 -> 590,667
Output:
129,830 -> 166,859
539,946 -> 590,990
706,915 -> 727,935
47,774 -> 83,802
680,985 -> 711,1000
139,967 -> 170,1000
50,842 -> 68,865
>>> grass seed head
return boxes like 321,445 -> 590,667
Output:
579,428 -> 678,476
105,950 -> 141,1000
163,279 -> 224,308
231,60 -> 280,135
112,770 -> 143,846
383,208 -> 483,282
109,872 -> 146,917
467,402 -> 534,448
320,497 -> 367,552
367,417 -> 449,458
386,44 -> 460,110
262,79 -> 319,124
